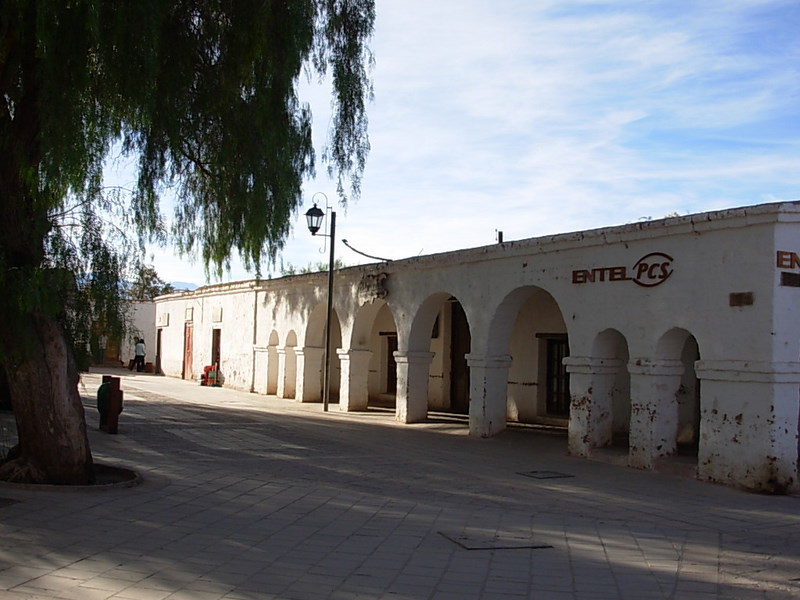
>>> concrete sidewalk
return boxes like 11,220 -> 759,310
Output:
0,369 -> 798,600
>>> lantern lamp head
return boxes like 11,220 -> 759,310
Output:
305,203 -> 325,235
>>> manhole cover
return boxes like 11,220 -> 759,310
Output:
518,470 -> 574,479
439,531 -> 551,550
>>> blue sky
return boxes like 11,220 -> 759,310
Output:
134,0 -> 800,285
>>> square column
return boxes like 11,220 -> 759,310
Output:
295,347 -> 324,403
337,349 -> 372,412
627,359 -> 684,469
251,346 -> 268,394
696,360 -> 800,494
276,348 -> 288,399
465,354 -> 512,438
564,357 -> 622,457
394,351 -> 434,423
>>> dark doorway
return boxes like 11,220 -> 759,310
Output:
386,334 -> 398,394
211,329 -> 221,367
449,301 -> 471,414
156,329 -> 163,375
543,335 -> 570,416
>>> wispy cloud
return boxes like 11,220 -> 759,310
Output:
141,0 -> 800,283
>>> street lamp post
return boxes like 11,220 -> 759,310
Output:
304,196 -> 335,412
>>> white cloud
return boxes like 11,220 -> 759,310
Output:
112,0 -> 800,284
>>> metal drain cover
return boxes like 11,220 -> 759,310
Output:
518,470 -> 574,479
439,532 -> 552,550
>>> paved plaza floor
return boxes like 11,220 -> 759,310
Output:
0,368 -> 798,600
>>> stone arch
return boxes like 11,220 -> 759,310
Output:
407,292 -> 453,353
487,286 -> 570,425
398,292 -> 471,423
656,327 -> 702,457
592,328 -> 628,359
350,299 -> 392,349
340,300 -> 398,411
594,328 -> 631,446
266,330 -> 279,395
281,330 -> 298,399
304,304 -> 328,347
301,303 -> 342,404
655,327 -> 694,359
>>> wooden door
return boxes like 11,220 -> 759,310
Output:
155,329 -> 162,375
211,329 -> 221,368
182,323 -> 194,380
545,336 -> 570,416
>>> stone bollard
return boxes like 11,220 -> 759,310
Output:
97,375 -> 124,434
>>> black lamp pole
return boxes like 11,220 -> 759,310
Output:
322,212 -> 335,412
305,198 -> 335,412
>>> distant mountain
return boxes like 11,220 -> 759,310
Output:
171,281 -> 199,291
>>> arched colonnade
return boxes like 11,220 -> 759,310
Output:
157,202 -> 800,493
255,272 -> 705,476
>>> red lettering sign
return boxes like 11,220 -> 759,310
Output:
632,252 -> 673,287
608,266 -> 630,281
572,252 -> 673,287
777,251 -> 800,270
572,270 -> 592,284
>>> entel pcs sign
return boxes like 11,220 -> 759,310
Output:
571,252 -> 674,287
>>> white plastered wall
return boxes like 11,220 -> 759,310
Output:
152,202 -> 800,492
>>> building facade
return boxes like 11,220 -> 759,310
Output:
154,202 -> 800,493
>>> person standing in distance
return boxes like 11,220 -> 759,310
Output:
134,337 -> 146,372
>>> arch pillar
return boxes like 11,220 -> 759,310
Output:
337,349 -> 372,412
394,351 -> 434,423
695,360 -> 800,494
276,347 -> 288,398
564,357 -> 623,457
295,347 -> 323,403
277,345 -> 297,399
466,354 -> 512,438
627,358 -> 684,469
266,340 -> 279,396
251,346 -> 268,394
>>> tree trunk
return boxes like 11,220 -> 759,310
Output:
0,313 -> 94,485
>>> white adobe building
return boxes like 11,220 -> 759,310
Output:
121,301 -> 157,368
154,201 -> 800,494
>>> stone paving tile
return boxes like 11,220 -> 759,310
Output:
161,591 -> 224,600
114,587 -> 173,600
1,369 -> 799,599
2,593 -> 70,600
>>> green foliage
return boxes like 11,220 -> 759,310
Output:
129,266 -> 175,301
280,258 -> 348,276
43,197 -> 132,370
0,0 -> 374,361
